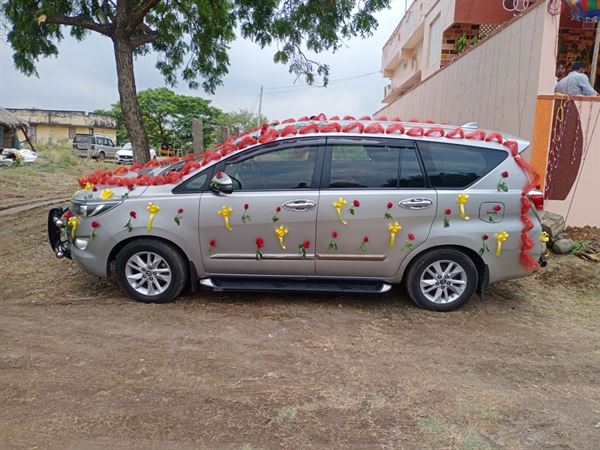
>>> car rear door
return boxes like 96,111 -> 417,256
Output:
199,137 -> 325,275
315,136 -> 437,278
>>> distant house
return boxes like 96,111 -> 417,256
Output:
0,107 -> 29,149
7,108 -> 117,146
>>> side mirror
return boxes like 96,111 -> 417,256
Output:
209,171 -> 234,195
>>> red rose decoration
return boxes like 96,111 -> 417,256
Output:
363,236 -> 369,243
353,200 -> 360,207
386,202 -> 393,209
445,208 -> 452,215
243,203 -> 249,210
91,221 -> 100,229
494,205 -> 502,212
178,208 -> 184,214
276,206 -> 282,213
209,239 -> 216,247
502,171 -> 509,178
216,172 -> 223,179
64,211 -> 73,220
408,233 -> 415,240
332,231 -> 338,238
303,240 -> 310,249
130,211 -> 137,218
92,186 -> 98,192
483,234 -> 489,240
256,238 -> 264,248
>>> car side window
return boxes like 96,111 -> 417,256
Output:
327,144 -> 401,188
224,145 -> 319,190
399,147 -> 426,188
418,142 -> 508,189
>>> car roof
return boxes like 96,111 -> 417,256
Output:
226,119 -> 530,155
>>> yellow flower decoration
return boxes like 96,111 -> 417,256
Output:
495,231 -> 509,256
146,202 -> 160,232
539,232 -> 550,243
217,205 -> 233,231
388,221 -> 402,248
456,194 -> 470,220
333,197 -> 348,225
83,182 -> 94,191
274,225 -> 289,250
67,216 -> 79,239
99,188 -> 113,200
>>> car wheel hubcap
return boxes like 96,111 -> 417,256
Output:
419,260 -> 467,304
125,251 -> 172,296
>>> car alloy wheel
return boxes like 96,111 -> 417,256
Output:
125,251 -> 172,296
419,259 -> 467,304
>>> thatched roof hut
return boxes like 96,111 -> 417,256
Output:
0,107 -> 28,129
0,107 -> 31,150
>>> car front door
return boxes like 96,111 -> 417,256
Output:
199,137 -> 325,276
315,137 -> 437,278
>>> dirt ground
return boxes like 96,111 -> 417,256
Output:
1,163 -> 599,449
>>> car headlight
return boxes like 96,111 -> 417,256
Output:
71,200 -> 122,217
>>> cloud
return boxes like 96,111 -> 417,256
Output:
0,0 -> 405,119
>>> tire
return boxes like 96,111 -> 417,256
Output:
96,151 -> 105,161
115,239 -> 188,303
405,248 -> 478,311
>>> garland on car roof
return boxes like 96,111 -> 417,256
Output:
76,113 -> 541,272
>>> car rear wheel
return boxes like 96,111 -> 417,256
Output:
405,248 -> 477,311
115,239 -> 188,303
96,151 -> 105,161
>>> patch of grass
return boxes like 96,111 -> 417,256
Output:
481,408 -> 498,422
420,416 -> 445,436
461,429 -> 492,450
571,240 -> 590,255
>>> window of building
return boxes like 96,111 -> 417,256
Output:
418,142 -> 508,189
428,14 -> 442,67
68,127 -> 76,139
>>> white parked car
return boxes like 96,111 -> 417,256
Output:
116,143 -> 156,164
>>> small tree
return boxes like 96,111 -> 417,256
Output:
3,0 -> 391,162
216,109 -> 268,140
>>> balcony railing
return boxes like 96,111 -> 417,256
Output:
382,0 -> 438,71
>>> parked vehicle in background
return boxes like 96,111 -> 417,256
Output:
50,119 -> 546,311
160,143 -> 176,157
115,143 -> 157,164
72,134 -> 119,161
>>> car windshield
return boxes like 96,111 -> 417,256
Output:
122,143 -> 132,150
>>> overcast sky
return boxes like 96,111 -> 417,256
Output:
0,0 -> 406,120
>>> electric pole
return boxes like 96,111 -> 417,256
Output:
257,85 -> 263,127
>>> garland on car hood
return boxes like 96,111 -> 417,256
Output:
75,113 -> 541,272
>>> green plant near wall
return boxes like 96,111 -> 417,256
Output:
454,31 -> 480,55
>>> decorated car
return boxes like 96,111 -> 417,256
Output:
48,115 -> 546,311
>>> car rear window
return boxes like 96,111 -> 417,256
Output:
417,142 -> 507,188
73,135 -> 91,143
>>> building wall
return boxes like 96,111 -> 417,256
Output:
15,125 -> 117,146
376,2 -> 554,150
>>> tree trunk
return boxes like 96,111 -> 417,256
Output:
113,38 -> 150,163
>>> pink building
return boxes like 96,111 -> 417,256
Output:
377,0 -> 600,227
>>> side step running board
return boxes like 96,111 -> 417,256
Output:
199,277 -> 392,294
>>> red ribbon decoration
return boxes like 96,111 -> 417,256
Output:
259,128 -> 280,143
386,123 -> 405,135
299,123 -> 320,134
281,124 -> 297,137
342,122 -> 365,133
485,132 -> 504,144
465,130 -> 487,141
363,122 -> 385,134
343,115 -> 356,120
281,118 -> 296,124
424,127 -> 445,137
446,127 -> 465,139
320,122 -> 342,132
406,126 -> 424,137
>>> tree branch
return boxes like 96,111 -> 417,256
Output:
43,15 -> 114,37
127,0 -> 161,32
131,30 -> 159,48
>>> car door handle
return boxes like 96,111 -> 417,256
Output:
282,200 -> 317,211
399,198 -> 434,210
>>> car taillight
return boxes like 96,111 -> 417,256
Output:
528,190 -> 544,211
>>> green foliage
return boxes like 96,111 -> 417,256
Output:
216,109 -> 267,138
2,0 -> 392,90
95,88 -> 222,149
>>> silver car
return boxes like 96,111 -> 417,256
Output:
72,134 -> 119,161
49,120 -> 546,311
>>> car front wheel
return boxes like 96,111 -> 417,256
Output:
405,248 -> 478,311
115,239 -> 188,303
